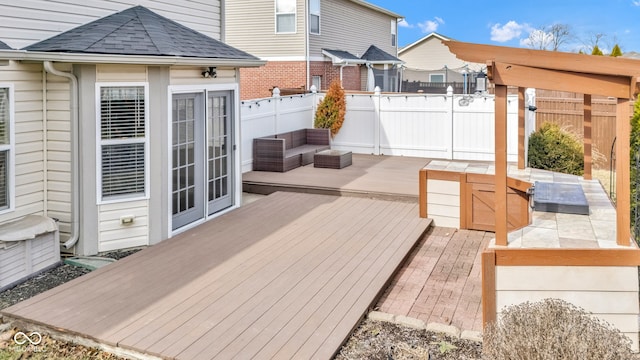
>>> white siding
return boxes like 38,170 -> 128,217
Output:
0,0 -> 222,49
309,0 -> 397,59
496,265 -> 640,351
45,65 -> 72,238
98,199 -> 149,251
170,66 -> 237,86
426,179 -> 460,228
225,0 -> 306,58
399,36 -> 482,72
94,65 -> 150,251
0,62 -> 45,225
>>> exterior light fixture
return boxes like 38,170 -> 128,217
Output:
202,67 -> 217,78
475,71 -> 487,93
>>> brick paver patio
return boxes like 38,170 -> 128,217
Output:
377,227 -> 492,332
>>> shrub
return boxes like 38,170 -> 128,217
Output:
314,79 -> 346,137
483,299 -> 633,360
528,122 -> 584,176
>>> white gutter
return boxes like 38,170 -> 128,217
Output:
0,50 -> 265,67
43,61 -> 79,250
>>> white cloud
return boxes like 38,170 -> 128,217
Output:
633,0 -> 640,6
490,20 -> 527,42
417,17 -> 444,33
398,19 -> 413,28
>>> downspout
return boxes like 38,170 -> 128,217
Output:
41,69 -> 48,217
305,0 -> 310,90
43,61 -> 79,250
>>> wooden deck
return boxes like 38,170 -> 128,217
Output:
1,192 -> 432,360
243,154 -> 431,202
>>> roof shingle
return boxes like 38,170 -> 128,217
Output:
0,40 -> 11,50
361,45 -> 402,62
24,6 -> 258,60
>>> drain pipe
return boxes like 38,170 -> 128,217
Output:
43,61 -> 79,250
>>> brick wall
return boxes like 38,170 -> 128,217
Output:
239,61 -> 307,100
309,61 -> 361,91
240,60 -> 364,100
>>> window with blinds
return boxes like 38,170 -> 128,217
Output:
309,0 -> 320,35
0,87 -> 11,210
98,85 -> 147,201
275,0 -> 296,33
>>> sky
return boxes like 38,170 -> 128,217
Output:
366,0 -> 640,54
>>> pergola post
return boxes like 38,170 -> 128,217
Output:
616,98 -> 631,246
518,87 -> 526,169
583,94 -> 592,180
495,84 -> 508,246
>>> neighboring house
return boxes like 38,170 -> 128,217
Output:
0,3 -> 264,256
399,32 -> 484,93
224,0 -> 404,99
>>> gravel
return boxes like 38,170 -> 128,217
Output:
335,318 -> 482,360
0,248 -> 141,311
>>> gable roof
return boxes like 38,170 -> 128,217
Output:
361,45 -> 403,64
24,6 -> 258,61
399,32 -> 451,54
322,49 -> 365,64
0,40 -> 11,50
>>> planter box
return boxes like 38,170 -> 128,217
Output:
0,215 -> 60,291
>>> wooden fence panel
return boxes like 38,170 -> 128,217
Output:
535,90 -> 618,169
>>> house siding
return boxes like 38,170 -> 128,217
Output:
98,200 -> 149,252
225,0 -> 306,59
399,37 -> 482,72
94,64 -> 150,252
309,0 -> 397,60
0,0 -> 222,49
0,62 -> 45,226
46,65 -> 73,238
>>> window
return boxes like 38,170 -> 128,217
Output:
309,0 -> 320,34
0,85 -> 14,212
430,74 -> 445,83
97,84 -> 148,202
276,0 -> 296,33
391,20 -> 397,47
312,75 -> 322,90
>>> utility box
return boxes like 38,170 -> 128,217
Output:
532,181 -> 590,215
0,215 -> 60,291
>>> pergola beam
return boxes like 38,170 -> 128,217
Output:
584,94 -> 592,180
494,85 -> 508,246
616,98 -> 631,246
470,44 -> 639,248
518,87 -> 526,169
445,41 -> 640,78
487,62 -> 631,99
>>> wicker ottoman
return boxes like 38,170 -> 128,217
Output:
314,150 -> 352,169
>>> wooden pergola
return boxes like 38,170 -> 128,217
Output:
445,41 -> 640,246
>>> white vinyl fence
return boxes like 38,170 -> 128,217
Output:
240,88 -> 535,173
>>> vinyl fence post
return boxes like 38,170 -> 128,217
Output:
374,86 -> 381,155
446,86 -> 454,160
272,87 -> 280,135
310,85 -> 317,128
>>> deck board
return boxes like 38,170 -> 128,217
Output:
1,192 -> 431,360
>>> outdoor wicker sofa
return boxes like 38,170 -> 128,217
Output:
253,128 -> 330,172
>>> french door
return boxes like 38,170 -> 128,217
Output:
172,91 -> 233,230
